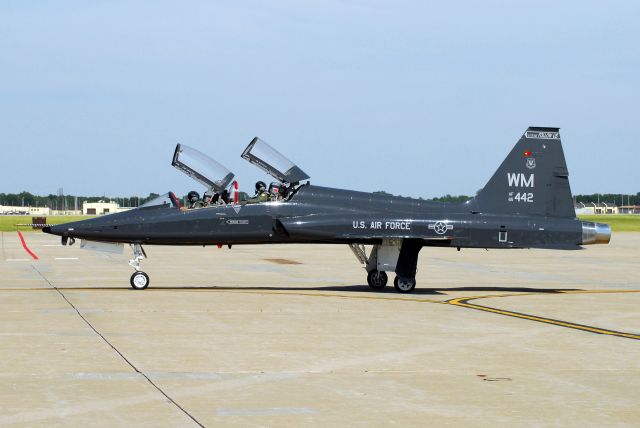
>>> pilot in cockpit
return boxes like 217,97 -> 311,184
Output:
202,189 -> 231,206
254,181 -> 271,203
188,190 -> 205,209
268,182 -> 285,201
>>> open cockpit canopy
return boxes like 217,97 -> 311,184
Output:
172,144 -> 235,193
139,192 -> 182,209
241,137 -> 310,184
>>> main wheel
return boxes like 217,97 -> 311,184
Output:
130,271 -> 150,290
393,276 -> 416,293
367,270 -> 388,289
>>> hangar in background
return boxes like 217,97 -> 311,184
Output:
82,201 -> 132,215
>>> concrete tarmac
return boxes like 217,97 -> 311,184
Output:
1,231 -> 639,427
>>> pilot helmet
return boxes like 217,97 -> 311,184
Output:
203,192 -> 213,203
188,191 -> 200,203
255,181 -> 267,193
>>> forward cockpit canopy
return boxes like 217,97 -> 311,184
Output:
172,144 -> 235,193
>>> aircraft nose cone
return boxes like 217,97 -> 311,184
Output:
42,221 -> 90,238
42,224 -> 65,236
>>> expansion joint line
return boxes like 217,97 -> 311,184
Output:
444,293 -> 640,341
31,265 -> 205,427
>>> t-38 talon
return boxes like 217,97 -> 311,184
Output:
44,128 -> 611,292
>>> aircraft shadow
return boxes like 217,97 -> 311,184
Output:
52,285 -> 580,296
149,285 -> 447,295
131,285 -> 581,295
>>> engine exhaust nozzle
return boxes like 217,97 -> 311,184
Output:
581,222 -> 611,245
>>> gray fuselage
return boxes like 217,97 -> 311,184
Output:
45,184 -> 588,250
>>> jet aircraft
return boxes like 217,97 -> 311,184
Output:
44,127 -> 611,293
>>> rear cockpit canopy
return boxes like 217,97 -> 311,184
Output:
172,144 -> 235,193
241,137 -> 310,184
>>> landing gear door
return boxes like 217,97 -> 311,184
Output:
241,137 -> 310,184
172,144 -> 235,193
376,241 -> 401,272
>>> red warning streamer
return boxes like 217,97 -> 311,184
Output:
17,231 -> 39,260
233,180 -> 239,204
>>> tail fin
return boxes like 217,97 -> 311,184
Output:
471,127 -> 575,218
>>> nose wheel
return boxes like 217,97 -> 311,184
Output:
130,271 -> 150,290
128,243 -> 149,290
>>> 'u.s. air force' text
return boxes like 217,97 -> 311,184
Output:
352,221 -> 411,230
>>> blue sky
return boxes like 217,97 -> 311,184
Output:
1,1 -> 638,199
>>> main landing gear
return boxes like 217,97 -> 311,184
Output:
128,244 -> 149,290
367,270 -> 388,289
366,271 -> 415,293
350,241 -> 422,294
393,276 -> 416,293
367,270 -> 416,293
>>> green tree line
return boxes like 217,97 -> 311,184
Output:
376,191 -> 640,205
429,193 -> 640,205
2,191 -> 639,208
0,192 -> 160,209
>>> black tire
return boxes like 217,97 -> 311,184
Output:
393,276 -> 416,293
367,270 -> 388,289
130,271 -> 150,290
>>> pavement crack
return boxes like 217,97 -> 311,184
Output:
30,265 -> 204,427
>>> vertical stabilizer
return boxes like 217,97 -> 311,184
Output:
471,127 -> 575,218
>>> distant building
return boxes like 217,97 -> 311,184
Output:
83,201 -> 118,215
82,201 -> 132,215
50,210 -> 82,216
619,205 -> 640,214
0,205 -> 51,216
574,202 -> 619,215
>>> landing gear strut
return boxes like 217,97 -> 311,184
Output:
128,244 -> 149,290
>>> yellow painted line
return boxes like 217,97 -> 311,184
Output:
444,294 -> 640,340
200,289 -> 443,303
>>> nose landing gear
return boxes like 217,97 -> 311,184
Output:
128,244 -> 149,290
130,271 -> 150,290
